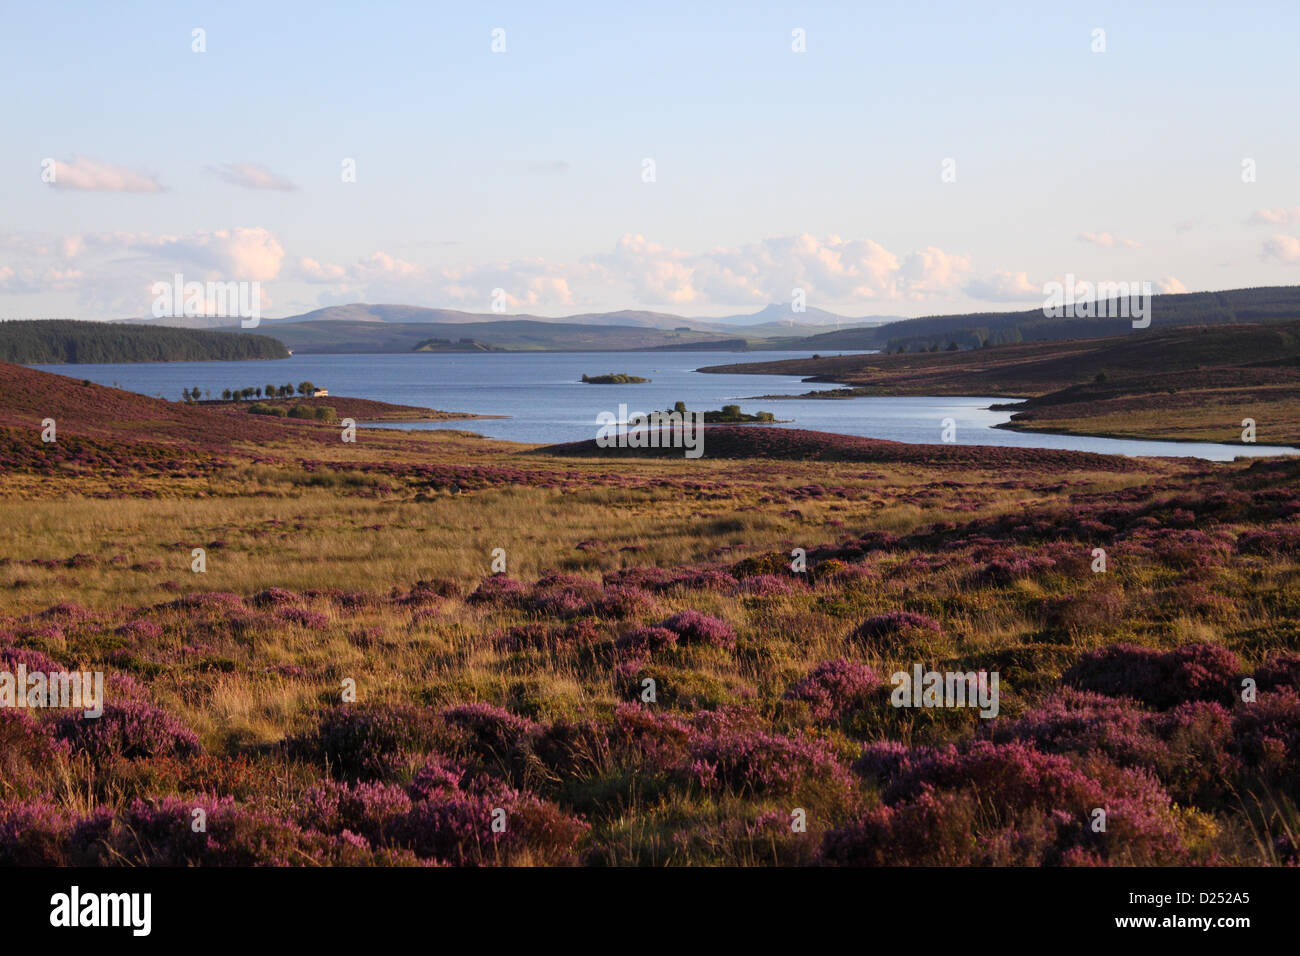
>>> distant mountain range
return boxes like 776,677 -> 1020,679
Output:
93,284 -> 1300,355
115,302 -> 893,353
122,301 -> 893,332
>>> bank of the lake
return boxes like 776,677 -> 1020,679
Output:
31,350 -> 1298,461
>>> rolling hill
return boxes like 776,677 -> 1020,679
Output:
769,285 -> 1300,352
703,319 -> 1300,445
239,318 -> 758,353
0,320 -> 289,365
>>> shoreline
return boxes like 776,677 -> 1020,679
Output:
991,418 -> 1298,451
712,369 -> 1300,455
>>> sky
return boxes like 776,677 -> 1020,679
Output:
2,0 -> 1299,321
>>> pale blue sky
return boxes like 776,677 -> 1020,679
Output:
2,0 -> 1298,319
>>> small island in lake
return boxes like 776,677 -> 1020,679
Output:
663,400 -> 788,424
580,373 -> 651,384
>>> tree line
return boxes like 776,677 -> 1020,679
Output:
183,381 -> 317,402
0,320 -> 289,364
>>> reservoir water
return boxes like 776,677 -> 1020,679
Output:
32,350 -> 1298,462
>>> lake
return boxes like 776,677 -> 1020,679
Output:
32,350 -> 1298,461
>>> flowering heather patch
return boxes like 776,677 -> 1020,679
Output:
55,699 -> 201,762
115,618 -> 164,642
977,553 -> 1058,586
298,755 -> 588,865
1037,588 -> 1124,638
347,626 -> 385,649
533,718 -> 612,778
1236,524 -> 1300,556
989,689 -> 1238,805
527,573 -> 604,618
441,702 -> 541,771
989,690 -> 1154,762
0,711 -> 71,791
0,798 -> 80,866
785,659 -> 881,721
602,565 -> 737,595
465,575 -> 527,607
606,704 -> 852,799
1230,689 -> 1300,798
659,610 -> 737,650
610,704 -> 693,771
1164,582 -> 1239,621
274,606 -> 330,629
849,612 -> 943,651
299,779 -> 415,839
822,563 -> 878,589
823,740 -> 1184,866
36,601 -> 96,624
851,739 -> 913,782
687,717 -> 853,798
334,589 -> 381,610
614,625 -> 679,656
1256,652 -> 1300,692
395,785 -> 588,865
62,795 -> 408,866
538,425 -> 1141,472
738,573 -> 805,597
590,584 -> 654,619
1118,527 -> 1233,571
249,587 -> 301,608
163,591 -> 247,613
495,619 -> 606,654
0,645 -> 66,673
396,578 -> 462,606
292,704 -> 443,781
1064,642 -> 1241,709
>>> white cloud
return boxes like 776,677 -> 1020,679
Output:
1,228 -> 1067,318
900,246 -> 973,295
0,265 -> 85,293
591,233 -> 966,306
1078,231 -> 1141,248
298,257 -> 346,282
206,162 -> 298,192
143,227 -> 285,281
47,157 -> 164,192
295,251 -> 578,310
964,270 -> 1041,301
1261,234 -> 1300,264
0,227 -> 284,316
1248,208 -> 1300,226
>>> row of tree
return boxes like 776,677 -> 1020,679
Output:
0,320 -> 289,364
182,381 -> 317,402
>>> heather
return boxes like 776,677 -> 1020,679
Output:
3,364 -> 1300,865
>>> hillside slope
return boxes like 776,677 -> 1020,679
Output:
248,318 -> 751,353
766,285 -> 1300,352
704,321 -> 1300,445
1,319 -> 289,364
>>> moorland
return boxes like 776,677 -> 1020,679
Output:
1,359 -> 1298,866
705,320 -> 1300,446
